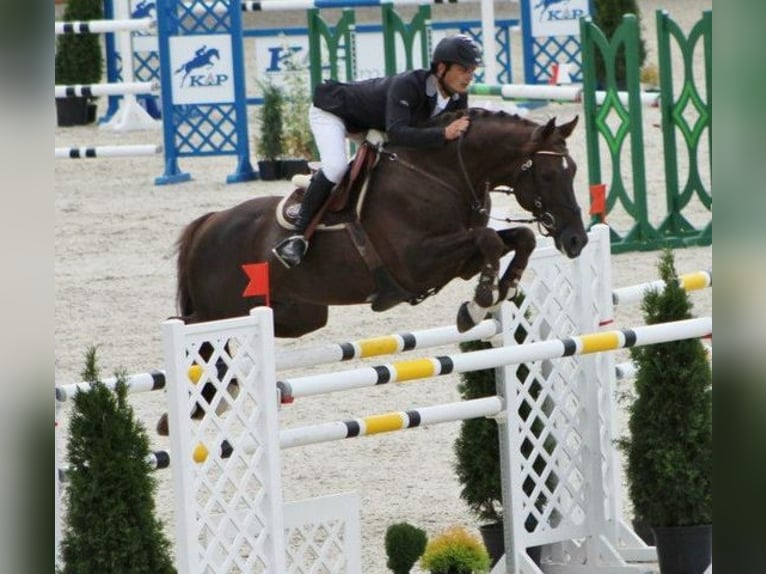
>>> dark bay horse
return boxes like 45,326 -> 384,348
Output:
176,109 -> 587,336
157,109 -> 588,435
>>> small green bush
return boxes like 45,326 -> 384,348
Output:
256,81 -> 284,161
419,526 -> 490,574
385,522 -> 428,574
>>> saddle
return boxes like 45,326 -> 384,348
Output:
275,139 -> 415,312
277,141 -> 380,231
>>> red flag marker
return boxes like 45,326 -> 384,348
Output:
589,183 -> 606,223
242,262 -> 270,307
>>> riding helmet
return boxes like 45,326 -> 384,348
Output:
431,34 -> 483,68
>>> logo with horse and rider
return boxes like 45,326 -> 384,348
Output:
528,0 -> 589,36
168,35 -> 235,104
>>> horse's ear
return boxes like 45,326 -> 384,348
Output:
557,116 -> 579,139
531,118 -> 557,144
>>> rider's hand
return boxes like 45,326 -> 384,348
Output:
444,117 -> 471,141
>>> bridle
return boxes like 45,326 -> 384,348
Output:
457,136 -> 575,237
378,133 -> 576,237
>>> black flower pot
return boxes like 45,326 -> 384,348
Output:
652,524 -> 712,574
632,517 -> 655,546
479,522 -> 504,568
281,158 -> 310,180
56,97 -> 94,126
257,160 -> 282,181
479,522 -> 541,568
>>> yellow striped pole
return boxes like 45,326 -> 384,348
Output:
278,317 -> 711,400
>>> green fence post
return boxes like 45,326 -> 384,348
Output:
656,9 -> 712,247
581,14 -> 659,253
307,8 -> 356,92
381,4 -> 431,75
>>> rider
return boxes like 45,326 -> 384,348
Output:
272,34 -> 483,269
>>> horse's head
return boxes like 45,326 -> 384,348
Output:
497,115 -> 587,258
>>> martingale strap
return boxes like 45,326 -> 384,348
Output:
345,222 -> 413,312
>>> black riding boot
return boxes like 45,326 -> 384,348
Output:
272,170 -> 335,268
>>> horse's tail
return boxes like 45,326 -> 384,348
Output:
176,212 -> 215,320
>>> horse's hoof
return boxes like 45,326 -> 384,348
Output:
156,413 -> 169,436
475,282 -> 495,308
457,302 -> 476,333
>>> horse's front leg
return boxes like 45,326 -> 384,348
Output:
496,227 -> 536,301
455,229 -> 506,333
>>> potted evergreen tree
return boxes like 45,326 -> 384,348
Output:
59,347 -> 175,573
55,0 -> 103,126
591,0 -> 647,89
280,50 -> 314,180
619,250 -> 712,574
256,80 -> 285,181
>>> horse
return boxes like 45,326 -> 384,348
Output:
156,109 -> 588,435
174,47 -> 220,87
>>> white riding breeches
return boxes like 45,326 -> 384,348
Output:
309,104 -> 350,184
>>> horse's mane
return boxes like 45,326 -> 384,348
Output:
424,107 -> 539,129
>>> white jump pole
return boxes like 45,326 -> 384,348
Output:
55,18 -> 154,34
55,144 -> 162,158
55,80 -> 159,98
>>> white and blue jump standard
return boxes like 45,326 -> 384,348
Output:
155,225 -> 712,574
154,0 -> 256,184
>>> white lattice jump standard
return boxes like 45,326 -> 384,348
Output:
155,226 -> 711,573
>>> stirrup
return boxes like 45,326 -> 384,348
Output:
272,235 -> 308,269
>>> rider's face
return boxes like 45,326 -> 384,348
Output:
437,62 -> 477,95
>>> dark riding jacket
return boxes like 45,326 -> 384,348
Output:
312,69 -> 467,148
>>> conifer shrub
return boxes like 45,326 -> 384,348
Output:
256,81 -> 285,161
620,250 -> 712,528
592,0 -> 647,88
55,0 -> 103,86
385,521 -> 428,574
59,347 -> 175,573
